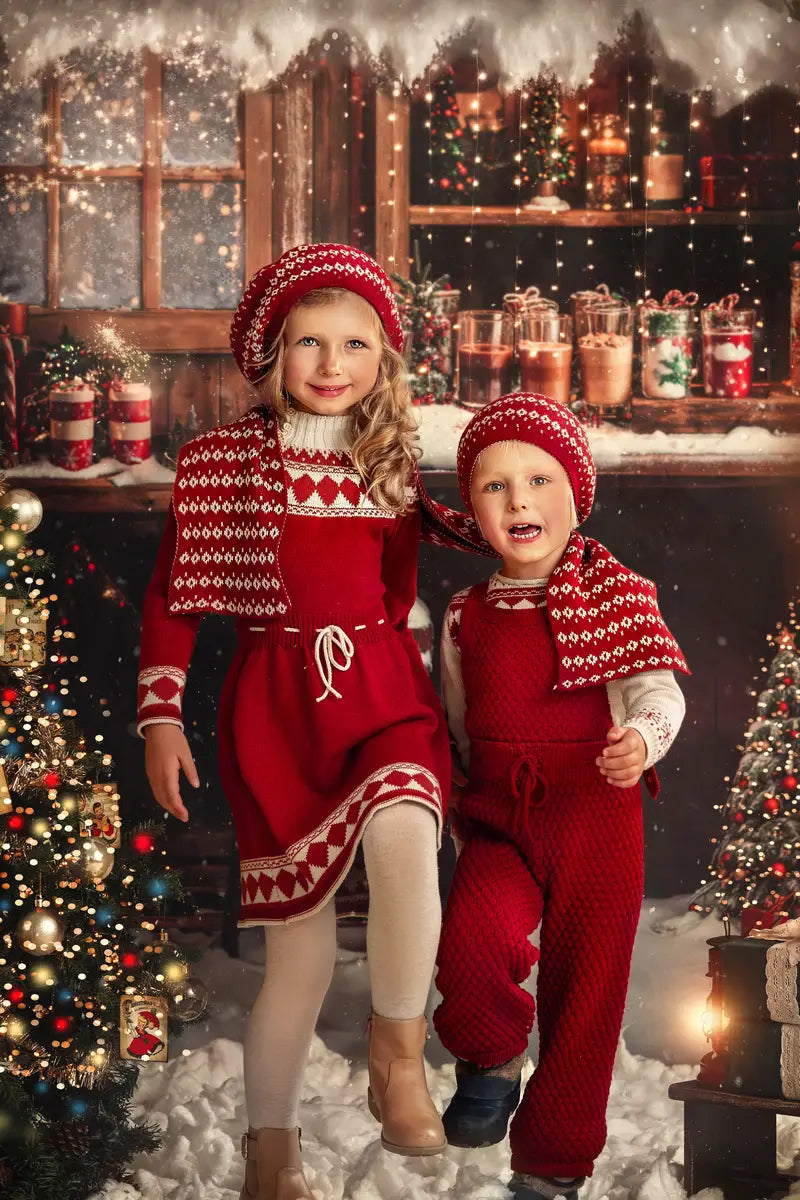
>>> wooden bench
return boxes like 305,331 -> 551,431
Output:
669,1080 -> 800,1199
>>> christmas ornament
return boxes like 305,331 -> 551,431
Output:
167,975 -> 208,1022
0,598 -> 47,665
763,796 -> 781,814
783,774 -> 797,791
119,994 -> 168,1061
80,837 -> 115,882
15,907 -> 65,956
0,487 -> 43,533
771,862 -> 788,876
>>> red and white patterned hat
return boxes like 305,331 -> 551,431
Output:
230,243 -> 404,382
456,392 -> 596,523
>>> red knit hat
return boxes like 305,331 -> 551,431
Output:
230,243 -> 404,383
456,392 -> 596,523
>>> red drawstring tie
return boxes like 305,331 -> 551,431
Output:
509,754 -> 548,833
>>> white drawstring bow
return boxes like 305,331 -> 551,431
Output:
313,624 -> 355,702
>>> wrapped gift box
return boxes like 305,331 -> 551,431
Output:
724,1017 -> 800,1099
699,155 -> 795,209
718,934 -> 800,1024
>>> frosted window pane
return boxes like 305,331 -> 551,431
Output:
162,181 -> 242,308
0,185 -> 46,303
60,50 -> 143,166
0,60 -> 45,164
59,181 -> 141,308
163,54 -> 240,166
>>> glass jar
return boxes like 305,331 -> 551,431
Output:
639,307 -> 695,399
791,262 -> 800,396
586,115 -> 629,211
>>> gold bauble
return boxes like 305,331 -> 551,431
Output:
15,907 -> 65,956
81,838 -> 115,882
1,488 -> 44,533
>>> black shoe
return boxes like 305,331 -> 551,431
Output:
441,1072 -> 522,1148
508,1172 -> 585,1200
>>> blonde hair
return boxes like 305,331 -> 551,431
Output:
254,287 -> 419,514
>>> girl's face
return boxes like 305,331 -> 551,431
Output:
283,291 -> 383,416
470,440 -> 573,579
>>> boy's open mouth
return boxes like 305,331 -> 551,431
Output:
507,523 -> 542,542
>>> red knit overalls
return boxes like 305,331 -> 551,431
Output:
433,583 -> 644,1179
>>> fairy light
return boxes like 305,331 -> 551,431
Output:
579,95 -> 592,280
423,66 -> 435,244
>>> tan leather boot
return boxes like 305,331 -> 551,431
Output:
239,1126 -> 313,1200
366,1012 -> 447,1155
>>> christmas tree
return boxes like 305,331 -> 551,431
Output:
691,602 -> 800,930
427,66 -> 474,202
392,250 -> 455,405
0,486 -> 201,1198
517,81 -> 576,201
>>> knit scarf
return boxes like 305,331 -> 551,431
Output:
546,531 -> 689,691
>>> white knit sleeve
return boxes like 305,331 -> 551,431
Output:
606,670 -> 686,770
440,593 -> 470,775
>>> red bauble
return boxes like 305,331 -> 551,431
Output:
763,796 -> 780,814
131,832 -> 155,855
783,775 -> 798,791
771,861 -> 787,876
738,776 -> 748,788
121,951 -> 139,969
43,772 -> 60,789
777,701 -> 790,715
52,1016 -> 71,1033
8,986 -> 24,1004
1,688 -> 17,704
7,814 -> 24,831
733,811 -> 745,822
440,178 -> 451,190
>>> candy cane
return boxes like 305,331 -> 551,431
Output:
1,326 -> 18,459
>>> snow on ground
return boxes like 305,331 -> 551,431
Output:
6,456 -> 125,480
87,895 -> 800,1199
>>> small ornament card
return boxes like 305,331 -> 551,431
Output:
119,994 -> 168,1062
0,599 -> 47,665
79,782 -> 121,848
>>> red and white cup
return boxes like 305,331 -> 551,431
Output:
49,386 -> 95,471
109,382 -> 151,464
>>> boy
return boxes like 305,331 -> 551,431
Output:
434,393 -> 688,1199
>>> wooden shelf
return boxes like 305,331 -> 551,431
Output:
28,309 -> 234,353
408,205 -> 797,229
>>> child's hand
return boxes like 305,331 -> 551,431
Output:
144,724 -> 200,822
597,726 -> 646,789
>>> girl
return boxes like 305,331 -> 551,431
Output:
137,243 -> 485,1200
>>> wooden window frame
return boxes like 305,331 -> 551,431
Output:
1,50 -> 308,350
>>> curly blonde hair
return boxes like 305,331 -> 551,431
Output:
254,288 -> 419,514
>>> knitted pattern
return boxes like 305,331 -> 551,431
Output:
547,533 -> 689,689
456,393 -> 595,523
434,586 -> 644,1179
230,243 -> 404,382
166,405 -> 488,619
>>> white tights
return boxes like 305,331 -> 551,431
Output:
243,801 -> 441,1129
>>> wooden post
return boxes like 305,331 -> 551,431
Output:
312,59 -> 350,244
243,89 -> 274,277
142,50 -> 163,310
272,72 -> 313,253
374,86 -> 410,273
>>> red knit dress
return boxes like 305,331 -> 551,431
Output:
433,581 -> 644,1180
140,411 -> 450,925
